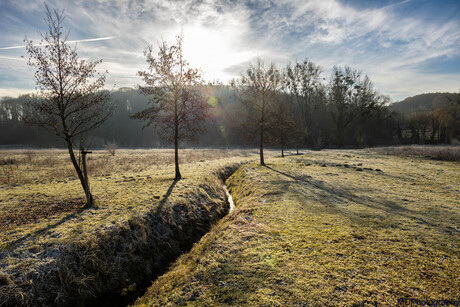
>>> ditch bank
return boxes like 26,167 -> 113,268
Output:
0,164 -> 242,307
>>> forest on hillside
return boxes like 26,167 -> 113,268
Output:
1,86 -> 459,150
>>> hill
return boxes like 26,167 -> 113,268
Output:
389,92 -> 457,115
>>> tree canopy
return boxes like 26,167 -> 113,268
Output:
132,35 -> 207,179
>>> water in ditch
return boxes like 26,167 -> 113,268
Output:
223,184 -> 235,213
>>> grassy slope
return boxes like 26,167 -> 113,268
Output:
134,150 -> 460,306
0,149 -> 259,306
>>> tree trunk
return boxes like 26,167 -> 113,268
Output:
81,149 -> 93,207
259,120 -> 265,166
336,120 -> 344,148
260,97 -> 265,166
174,138 -> 181,180
65,138 -> 93,208
174,99 -> 182,180
296,145 -> 299,155
260,133 -> 265,166
281,142 -> 284,158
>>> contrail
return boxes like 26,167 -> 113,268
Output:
0,55 -> 23,61
364,0 -> 413,15
0,36 -> 115,50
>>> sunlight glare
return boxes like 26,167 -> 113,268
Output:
182,25 -> 255,82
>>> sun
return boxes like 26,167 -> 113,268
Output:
181,25 -> 256,82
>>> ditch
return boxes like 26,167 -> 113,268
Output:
84,170 -> 238,307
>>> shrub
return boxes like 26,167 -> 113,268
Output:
104,142 -> 117,156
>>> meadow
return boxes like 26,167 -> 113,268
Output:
134,149 -> 460,306
1,147 -> 459,306
0,148 -> 257,231
0,148 -> 261,306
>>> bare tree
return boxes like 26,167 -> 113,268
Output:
445,92 -> 460,140
285,59 -> 324,145
267,73 -> 296,158
24,5 -> 112,208
268,93 -> 295,158
327,66 -> 364,146
237,59 -> 281,166
327,66 -> 388,147
132,35 -> 207,180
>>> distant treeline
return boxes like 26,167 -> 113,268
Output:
0,86 -> 458,149
389,92 -> 459,144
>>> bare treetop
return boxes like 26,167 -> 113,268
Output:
139,35 -> 201,88
135,35 -> 206,144
24,5 -> 111,140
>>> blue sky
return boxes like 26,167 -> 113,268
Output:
0,0 -> 459,101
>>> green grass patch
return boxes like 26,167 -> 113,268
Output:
134,150 -> 460,306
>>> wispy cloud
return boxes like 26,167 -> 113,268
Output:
244,0 -> 460,99
0,36 -> 115,50
0,55 -> 23,61
361,0 -> 413,16
0,0 -> 459,100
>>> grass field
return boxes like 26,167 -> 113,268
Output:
0,148 -> 261,306
134,149 -> 460,306
0,148 -> 257,232
372,144 -> 460,162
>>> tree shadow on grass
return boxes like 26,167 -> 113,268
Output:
2,179 -> 181,253
2,208 -> 85,252
263,164 -> 460,237
155,179 -> 178,214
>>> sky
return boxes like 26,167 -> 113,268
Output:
0,0 -> 459,102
